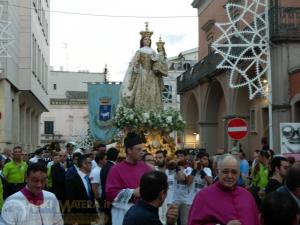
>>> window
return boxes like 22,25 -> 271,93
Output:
45,63 -> 48,91
249,108 -> 257,132
38,47 -> 41,81
201,20 -> 215,55
183,63 -> 191,71
53,84 -> 56,90
41,55 -> 44,85
33,0 -> 37,12
38,0 -> 41,22
163,85 -> 172,103
32,34 -> 36,76
45,0 -> 49,8
44,121 -> 54,134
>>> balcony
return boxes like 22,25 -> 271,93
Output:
177,53 -> 223,93
269,6 -> 300,42
40,134 -> 65,144
177,6 -> 300,93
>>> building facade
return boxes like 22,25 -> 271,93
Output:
178,0 -> 300,156
165,48 -> 198,110
166,48 -> 198,148
40,70 -> 105,145
0,0 -> 50,151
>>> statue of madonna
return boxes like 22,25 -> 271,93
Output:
120,23 -> 168,112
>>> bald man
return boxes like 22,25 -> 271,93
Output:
188,155 -> 259,225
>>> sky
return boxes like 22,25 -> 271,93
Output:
50,0 -> 198,81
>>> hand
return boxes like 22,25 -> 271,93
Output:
193,160 -> 199,169
227,220 -> 241,225
133,187 -> 140,198
258,189 -> 266,199
151,53 -> 159,61
200,170 -> 207,179
166,204 -> 178,225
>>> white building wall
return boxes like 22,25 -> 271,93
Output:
40,70 -> 105,145
164,48 -> 198,110
18,0 -> 49,107
163,48 -> 198,147
0,0 -> 50,151
49,71 -> 105,98
42,105 -> 88,140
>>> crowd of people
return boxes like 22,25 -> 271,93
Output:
0,133 -> 299,225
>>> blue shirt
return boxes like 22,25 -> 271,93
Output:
240,159 -> 249,177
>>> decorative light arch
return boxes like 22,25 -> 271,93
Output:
212,0 -> 270,100
212,0 -> 274,149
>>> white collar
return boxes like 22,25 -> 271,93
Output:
139,46 -> 155,54
77,169 -> 88,179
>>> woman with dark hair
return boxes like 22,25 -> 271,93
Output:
265,156 -> 289,194
120,23 -> 168,112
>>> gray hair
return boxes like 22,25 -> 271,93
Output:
217,154 -> 240,170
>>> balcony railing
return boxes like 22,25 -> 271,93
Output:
269,6 -> 300,42
177,6 -> 300,93
177,52 -> 223,93
40,134 -> 64,143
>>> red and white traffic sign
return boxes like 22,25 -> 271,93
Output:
227,118 -> 248,140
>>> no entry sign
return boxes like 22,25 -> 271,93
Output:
227,118 -> 248,140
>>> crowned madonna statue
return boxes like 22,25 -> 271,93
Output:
115,23 -> 184,156
120,22 -> 168,112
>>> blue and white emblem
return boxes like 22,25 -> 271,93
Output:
99,97 -> 112,122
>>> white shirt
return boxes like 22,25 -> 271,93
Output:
91,160 -> 97,170
90,166 -> 101,184
111,189 -> 134,225
165,169 -> 176,205
77,170 -> 91,197
90,165 -> 102,197
1,154 -> 7,161
29,156 -> 40,163
203,167 -> 212,177
47,161 -> 54,168
1,190 -> 63,225
187,167 -> 212,205
173,166 -> 192,204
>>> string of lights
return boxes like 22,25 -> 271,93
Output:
8,3 -> 197,19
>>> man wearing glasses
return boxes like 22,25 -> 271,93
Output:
188,155 -> 259,225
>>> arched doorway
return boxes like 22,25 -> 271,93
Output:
184,93 -> 199,148
203,81 -> 226,155
295,101 -> 300,122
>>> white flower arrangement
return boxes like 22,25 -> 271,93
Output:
112,105 -> 186,132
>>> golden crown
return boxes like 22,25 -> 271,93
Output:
156,36 -> 165,47
140,22 -> 153,38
